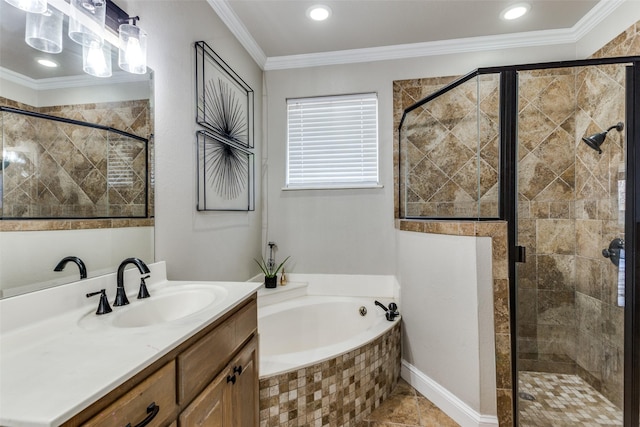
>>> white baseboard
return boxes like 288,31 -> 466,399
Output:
401,360 -> 499,427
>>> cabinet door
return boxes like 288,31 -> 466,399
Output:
179,337 -> 258,427
178,368 -> 229,427
228,336 -> 258,427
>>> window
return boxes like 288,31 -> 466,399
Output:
286,93 -> 379,189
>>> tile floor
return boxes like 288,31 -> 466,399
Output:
518,371 -> 623,427
358,379 -> 460,427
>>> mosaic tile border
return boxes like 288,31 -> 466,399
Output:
259,322 -> 401,427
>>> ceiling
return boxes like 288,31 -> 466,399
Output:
211,0 -> 623,69
0,0 -> 625,80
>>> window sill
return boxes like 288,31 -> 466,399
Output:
282,184 -> 384,191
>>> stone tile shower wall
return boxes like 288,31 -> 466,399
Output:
398,75 -> 500,218
394,20 -> 639,422
515,63 -> 626,408
515,67 -> 580,378
0,97 -> 152,218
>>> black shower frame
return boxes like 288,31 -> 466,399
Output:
0,105 -> 150,220
398,55 -> 640,426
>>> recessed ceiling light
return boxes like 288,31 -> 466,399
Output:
37,58 -> 58,68
307,5 -> 331,21
500,3 -> 530,20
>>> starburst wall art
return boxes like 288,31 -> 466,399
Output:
195,41 -> 255,211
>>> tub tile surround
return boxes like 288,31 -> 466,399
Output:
393,20 -> 639,427
257,274 -> 402,427
258,322 -> 401,427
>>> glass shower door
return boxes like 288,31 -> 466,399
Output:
515,63 -> 627,426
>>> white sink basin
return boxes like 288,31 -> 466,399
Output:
79,284 -> 229,329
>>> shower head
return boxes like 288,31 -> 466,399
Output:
582,122 -> 624,154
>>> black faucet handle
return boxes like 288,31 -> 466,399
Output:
86,289 -> 113,315
137,275 -> 151,299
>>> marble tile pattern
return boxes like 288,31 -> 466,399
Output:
258,322 -> 401,427
393,19 -> 639,427
0,97 -> 152,220
518,371 -> 622,426
357,379 -> 459,427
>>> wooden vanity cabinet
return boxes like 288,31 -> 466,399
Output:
178,336 -> 258,427
63,295 -> 258,427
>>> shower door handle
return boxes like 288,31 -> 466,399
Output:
515,246 -> 526,263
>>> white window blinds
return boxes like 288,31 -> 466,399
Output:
286,93 -> 379,188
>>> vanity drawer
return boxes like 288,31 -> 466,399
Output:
177,299 -> 257,404
83,361 -> 177,427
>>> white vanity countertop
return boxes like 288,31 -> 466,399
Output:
0,261 -> 262,427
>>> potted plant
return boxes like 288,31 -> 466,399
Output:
255,256 -> 290,288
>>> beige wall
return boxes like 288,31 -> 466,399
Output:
397,231 -> 497,417
125,0 -> 264,281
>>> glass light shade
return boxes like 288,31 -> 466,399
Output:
83,42 -> 111,78
4,0 -> 47,13
68,0 -> 106,47
25,7 -> 63,54
118,23 -> 147,74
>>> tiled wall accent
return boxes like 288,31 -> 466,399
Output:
1,97 -> 153,221
259,322 -> 401,427
396,74 -> 500,218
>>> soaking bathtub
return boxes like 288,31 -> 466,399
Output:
256,278 -> 401,427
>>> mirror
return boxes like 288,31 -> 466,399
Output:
0,0 -> 154,298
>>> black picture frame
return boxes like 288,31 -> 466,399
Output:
195,41 -> 254,149
196,130 -> 255,211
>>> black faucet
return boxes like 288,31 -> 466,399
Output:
375,300 -> 399,321
54,256 -> 87,279
115,258 -> 150,306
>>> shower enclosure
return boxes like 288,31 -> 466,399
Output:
398,56 -> 640,426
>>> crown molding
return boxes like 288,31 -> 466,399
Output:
264,28 -> 579,70
572,0 -> 626,40
0,67 -> 148,91
206,0 -> 267,68
209,0 -> 625,71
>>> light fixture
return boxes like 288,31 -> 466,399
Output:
4,0 -> 47,14
500,3 -> 530,21
68,0 -> 106,47
36,58 -> 58,67
307,4 -> 331,21
13,0 -> 148,77
83,41 -> 112,77
118,16 -> 147,74
25,7 -> 63,53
